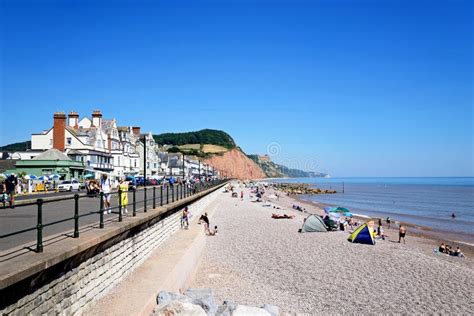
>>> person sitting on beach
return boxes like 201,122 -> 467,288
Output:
376,225 -> 387,240
209,226 -> 218,236
439,243 -> 446,253
398,225 -> 407,244
272,213 -> 295,219
454,247 -> 464,257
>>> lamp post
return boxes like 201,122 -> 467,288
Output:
182,153 -> 185,181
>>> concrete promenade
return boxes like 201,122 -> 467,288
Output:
0,186 -> 183,251
84,189 -> 222,315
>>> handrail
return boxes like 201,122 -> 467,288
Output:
0,180 -> 227,253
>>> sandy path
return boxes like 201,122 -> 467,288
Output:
191,185 -> 474,314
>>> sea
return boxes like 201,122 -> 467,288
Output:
271,177 -> 474,242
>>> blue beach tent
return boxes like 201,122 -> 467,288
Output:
348,221 -> 375,245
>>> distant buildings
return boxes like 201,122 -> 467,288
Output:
4,110 -> 219,181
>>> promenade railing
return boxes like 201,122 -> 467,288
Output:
0,179 -> 226,253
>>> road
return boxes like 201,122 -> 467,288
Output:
0,185 -> 193,252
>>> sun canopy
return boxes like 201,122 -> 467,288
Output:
301,214 -> 328,233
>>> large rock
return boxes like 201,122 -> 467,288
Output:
232,305 -> 271,316
152,301 -> 206,316
216,300 -> 237,316
262,304 -> 279,316
184,288 -> 218,315
157,291 -> 191,305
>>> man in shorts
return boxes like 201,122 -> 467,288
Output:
399,224 -> 407,244
101,174 -> 112,214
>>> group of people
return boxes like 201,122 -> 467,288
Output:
181,207 -> 218,236
438,243 -> 465,257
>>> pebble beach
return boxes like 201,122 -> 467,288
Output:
191,184 -> 474,314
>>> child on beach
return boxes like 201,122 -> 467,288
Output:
209,226 -> 218,236
181,207 -> 189,229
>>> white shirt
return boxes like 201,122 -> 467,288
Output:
101,178 -> 111,194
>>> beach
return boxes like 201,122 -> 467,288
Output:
191,183 -> 474,314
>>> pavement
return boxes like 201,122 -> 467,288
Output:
0,185 -> 185,251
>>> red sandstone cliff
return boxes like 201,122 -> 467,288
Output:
205,148 -> 266,180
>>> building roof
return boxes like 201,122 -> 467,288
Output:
33,149 -> 72,161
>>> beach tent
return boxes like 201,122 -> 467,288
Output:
301,214 -> 328,233
348,221 -> 375,245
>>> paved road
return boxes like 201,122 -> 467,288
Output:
0,185 -> 194,251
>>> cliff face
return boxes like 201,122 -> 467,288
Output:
205,148 -> 266,180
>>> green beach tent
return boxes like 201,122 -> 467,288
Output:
348,221 -> 375,245
301,214 -> 328,232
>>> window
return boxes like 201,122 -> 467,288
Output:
134,160 -> 137,167
66,138 -> 72,146
118,157 -> 121,166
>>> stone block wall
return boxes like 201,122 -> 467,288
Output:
1,187 -> 222,316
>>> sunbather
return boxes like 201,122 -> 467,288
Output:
272,213 -> 295,219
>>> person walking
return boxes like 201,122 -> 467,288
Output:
386,216 -> 391,229
398,224 -> 407,244
5,174 -> 18,208
118,178 -> 129,215
200,212 -> 210,234
100,174 -> 112,214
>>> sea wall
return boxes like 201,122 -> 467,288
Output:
0,184 -> 225,316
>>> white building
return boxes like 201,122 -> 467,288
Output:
30,110 -> 147,179
137,132 -> 160,177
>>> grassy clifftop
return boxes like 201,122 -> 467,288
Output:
153,129 -> 236,149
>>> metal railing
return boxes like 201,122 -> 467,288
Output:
0,180 -> 226,253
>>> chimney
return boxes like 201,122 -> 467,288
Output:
132,126 -> 141,136
91,110 -> 102,127
68,111 -> 79,128
53,112 -> 67,151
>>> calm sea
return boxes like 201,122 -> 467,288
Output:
272,177 -> 474,237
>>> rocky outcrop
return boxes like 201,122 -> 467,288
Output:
274,183 -> 337,195
205,148 -> 266,180
154,289 -> 279,316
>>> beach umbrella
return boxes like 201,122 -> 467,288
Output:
29,175 -> 37,180
51,174 -> 60,180
328,207 -> 351,213
38,175 -> 49,181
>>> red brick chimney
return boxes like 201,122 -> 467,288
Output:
91,110 -> 102,127
68,111 -> 79,128
132,126 -> 141,136
53,112 -> 67,151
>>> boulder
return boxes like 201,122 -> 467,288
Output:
262,304 -> 279,316
152,301 -> 206,316
232,305 -> 271,316
157,291 -> 191,305
184,288 -> 218,315
216,300 -> 237,316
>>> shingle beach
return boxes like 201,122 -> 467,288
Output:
191,183 -> 474,314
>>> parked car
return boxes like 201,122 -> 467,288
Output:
58,180 -> 81,192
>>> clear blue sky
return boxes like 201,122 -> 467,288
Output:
1,0 -> 472,177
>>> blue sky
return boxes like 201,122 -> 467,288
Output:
1,0 -> 472,177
